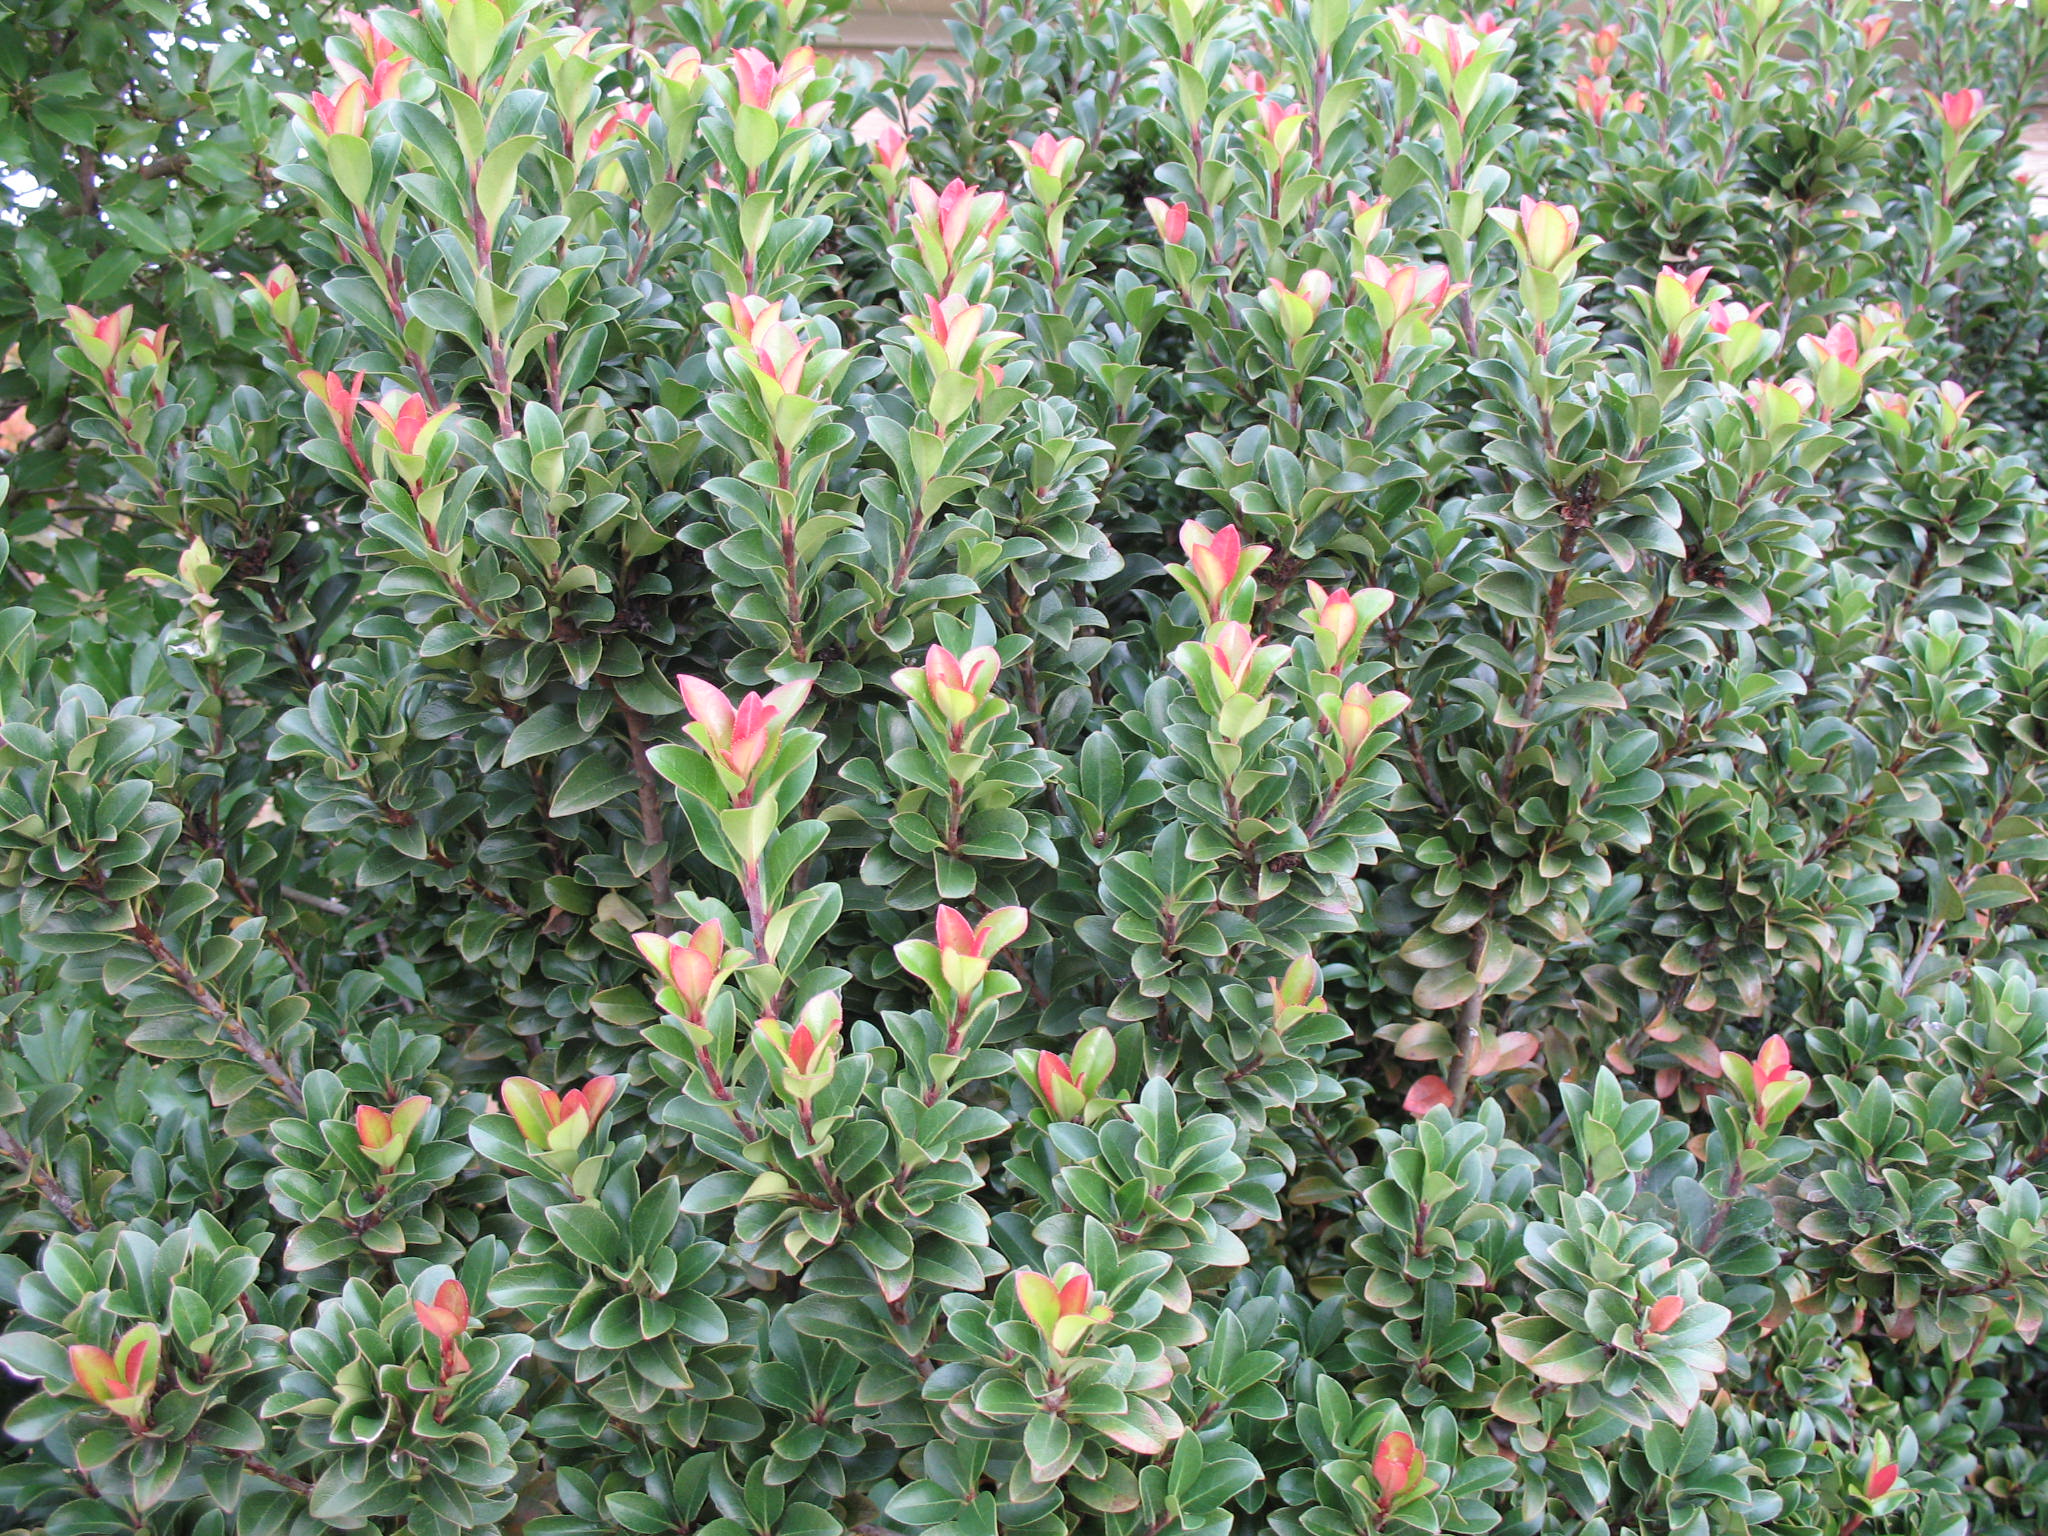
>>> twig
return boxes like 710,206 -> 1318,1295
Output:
1445,924 -> 1491,1114
0,1123 -> 92,1230
616,693 -> 674,926
221,1448 -> 313,1496
131,919 -> 304,1110
280,886 -> 350,917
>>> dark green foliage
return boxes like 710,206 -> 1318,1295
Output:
5,1 -> 2048,1534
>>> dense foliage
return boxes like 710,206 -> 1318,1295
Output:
9,0 -> 2048,1532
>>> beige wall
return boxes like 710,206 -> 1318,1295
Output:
830,0 -> 955,54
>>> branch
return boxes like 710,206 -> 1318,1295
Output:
616,693 -> 674,925
220,1448 -> 312,1496
131,153 -> 191,183
1445,923 -> 1492,1114
280,885 -> 350,917
131,918 -> 304,1109
0,1123 -> 92,1230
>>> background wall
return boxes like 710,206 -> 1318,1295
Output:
833,0 -> 955,55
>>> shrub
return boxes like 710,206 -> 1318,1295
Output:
5,0 -> 2048,1532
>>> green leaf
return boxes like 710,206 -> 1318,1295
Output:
549,753 -> 638,817
547,1202 -> 625,1268
505,704 -> 594,766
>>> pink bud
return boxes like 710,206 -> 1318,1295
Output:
1575,75 -> 1609,124
1178,521 -> 1269,620
1144,196 -> 1191,245
1372,1431 -> 1421,1507
1933,87 -> 1987,135
853,109 -> 911,172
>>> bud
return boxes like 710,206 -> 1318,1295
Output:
298,369 -> 369,476
414,1278 -> 471,1378
68,1323 -> 161,1429
300,369 -> 365,432
1020,1026 -> 1115,1120
1347,191 -> 1392,249
1144,196 -> 1191,245
586,100 -> 653,159
1272,952 -> 1327,1036
675,674 -> 812,795
242,263 -> 302,324
306,53 -> 409,139
741,313 -> 816,397
1705,299 -> 1760,335
1009,130 -> 1084,202
715,291 -> 782,347
1796,320 -> 1880,417
341,8 -> 406,67
1867,1461 -> 1901,1500
1372,1431 -> 1421,1509
916,642 -> 1002,726
1176,520 -> 1269,622
1489,196 -> 1585,274
1178,521 -> 1268,622
1575,74 -> 1611,125
1030,1050 -> 1089,1119
1204,621 -> 1264,698
64,304 -> 133,373
1743,378 -> 1810,435
1797,321 -> 1859,370
501,1075 -> 617,1158
660,44 -> 704,88
1323,680 -> 1411,763
1653,264 -> 1712,330
1932,87 -> 1988,136
728,44 -> 817,116
1013,1264 -> 1112,1354
1253,96 -> 1310,158
1933,378 -> 1981,445
633,920 -> 730,1022
126,326 -> 172,374
362,389 -> 458,460
175,535 -> 221,600
1860,13 -> 1891,46
1265,269 -> 1335,341
1704,298 -> 1771,380
415,1277 -> 470,1343
1070,1025 -> 1115,1091
917,293 -> 995,371
852,108 -> 912,176
754,990 -> 842,1096
1302,581 -> 1363,667
308,78 -> 370,137
355,1095 -> 432,1170
934,904 -> 1029,995
906,177 -> 1010,282
1721,1032 -> 1810,1127
1355,257 -> 1466,337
